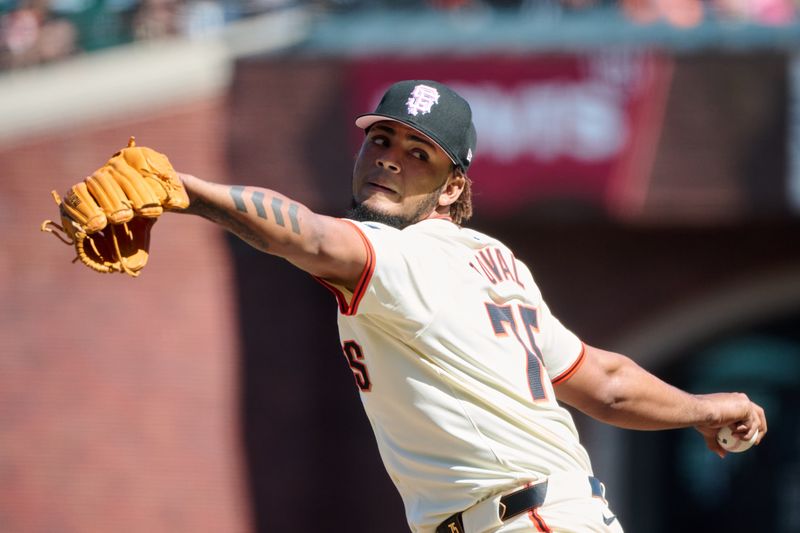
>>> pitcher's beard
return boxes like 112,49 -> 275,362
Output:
346,203 -> 409,229
346,193 -> 440,229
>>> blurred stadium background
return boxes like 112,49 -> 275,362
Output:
2,1 -> 799,532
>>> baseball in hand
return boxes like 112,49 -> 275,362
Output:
717,426 -> 758,453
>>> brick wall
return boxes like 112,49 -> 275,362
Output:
0,96 -> 250,533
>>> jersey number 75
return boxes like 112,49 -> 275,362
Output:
485,303 -> 548,401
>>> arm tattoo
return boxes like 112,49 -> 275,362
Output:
229,186 -> 247,212
225,185 -> 302,235
267,197 -> 301,234
251,191 -> 268,219
288,203 -> 300,234
184,186 -> 304,250
270,197 -> 285,226
186,195 -> 271,250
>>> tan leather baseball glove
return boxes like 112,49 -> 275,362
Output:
41,137 -> 189,277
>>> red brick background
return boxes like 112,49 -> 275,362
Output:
0,96 -> 250,533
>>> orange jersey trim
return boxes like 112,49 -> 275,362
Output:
314,220 -> 375,316
529,508 -> 552,532
314,277 -> 349,314
550,343 -> 587,386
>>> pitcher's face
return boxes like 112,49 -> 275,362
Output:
351,121 -> 456,228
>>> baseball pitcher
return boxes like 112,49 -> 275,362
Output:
43,80 -> 767,533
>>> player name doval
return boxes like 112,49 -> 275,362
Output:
468,246 -> 525,289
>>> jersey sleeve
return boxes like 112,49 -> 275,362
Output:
314,220 -> 441,328
538,299 -> 585,385
313,220 -> 375,316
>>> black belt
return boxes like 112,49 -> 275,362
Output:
436,476 -> 604,533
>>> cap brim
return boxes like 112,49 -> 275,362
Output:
354,114 -> 457,166
355,114 -> 390,130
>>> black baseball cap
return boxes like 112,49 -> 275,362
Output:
355,80 -> 477,171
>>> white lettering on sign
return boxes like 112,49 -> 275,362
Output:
451,82 -> 628,163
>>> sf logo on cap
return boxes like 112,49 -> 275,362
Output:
406,84 -> 440,116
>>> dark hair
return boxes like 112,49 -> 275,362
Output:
449,168 -> 473,226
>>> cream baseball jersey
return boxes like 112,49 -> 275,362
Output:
318,218 -> 593,532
